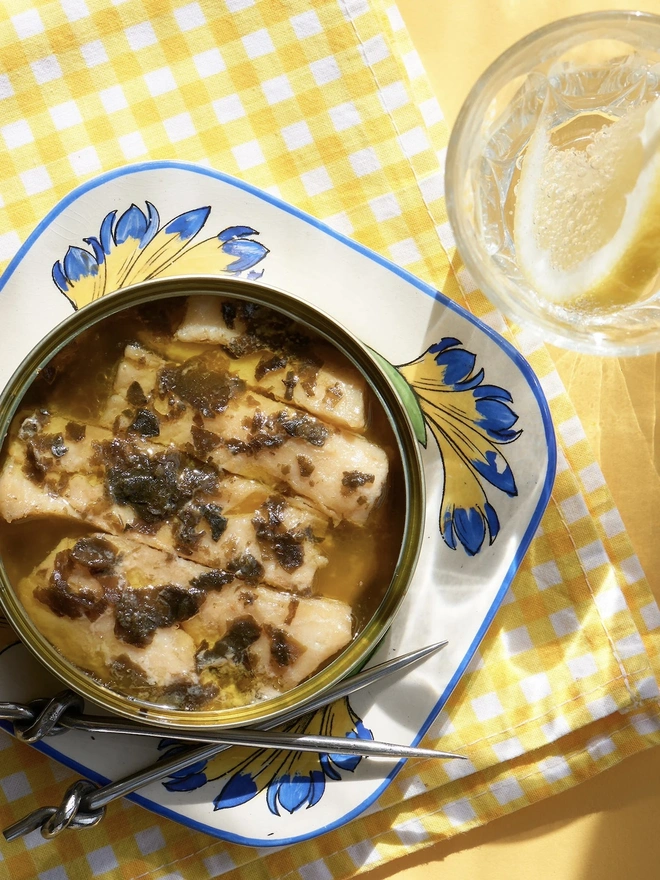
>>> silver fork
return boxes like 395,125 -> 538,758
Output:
3,639 -> 459,841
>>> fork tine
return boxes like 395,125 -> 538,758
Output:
58,715 -> 464,760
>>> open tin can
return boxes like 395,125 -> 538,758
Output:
0,276 -> 424,730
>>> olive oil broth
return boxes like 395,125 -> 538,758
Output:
0,296 -> 405,712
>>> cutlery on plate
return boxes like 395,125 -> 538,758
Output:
54,713 -> 462,761
2,639 -> 463,841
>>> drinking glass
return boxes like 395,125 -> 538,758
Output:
445,11 -> 660,355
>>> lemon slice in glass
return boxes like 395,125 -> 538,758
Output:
514,96 -> 660,310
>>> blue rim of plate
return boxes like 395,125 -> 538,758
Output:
0,160 -> 557,846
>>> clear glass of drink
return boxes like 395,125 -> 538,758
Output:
445,11 -> 660,355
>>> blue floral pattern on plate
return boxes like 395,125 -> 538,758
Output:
52,202 -> 268,307
0,161 -> 555,845
159,698 -> 372,815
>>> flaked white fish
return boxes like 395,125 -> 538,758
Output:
173,295 -> 367,431
101,344 -> 389,525
0,414 -> 329,593
18,533 -> 352,708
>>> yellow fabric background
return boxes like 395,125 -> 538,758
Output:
0,2 -> 657,879
382,2 -> 660,878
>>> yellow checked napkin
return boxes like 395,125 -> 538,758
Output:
0,1 -> 658,878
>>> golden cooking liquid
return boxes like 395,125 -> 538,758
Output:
0,297 -> 405,710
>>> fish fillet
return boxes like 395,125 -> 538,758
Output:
0,414 -> 329,593
182,580 -> 353,695
101,345 -> 389,525
171,295 -> 367,431
18,533 -> 353,708
17,536 -> 203,694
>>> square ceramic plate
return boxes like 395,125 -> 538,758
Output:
0,161 -> 555,846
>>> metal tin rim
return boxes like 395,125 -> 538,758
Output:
0,276 -> 425,730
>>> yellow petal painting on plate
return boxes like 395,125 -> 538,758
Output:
52,203 -> 270,308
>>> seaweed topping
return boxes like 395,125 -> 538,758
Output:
114,584 -> 206,647
71,536 -> 118,602
226,552 -> 265,584
158,359 -> 245,418
200,502 -> 228,541
191,425 -> 222,456
323,382 -> 344,408
126,381 -> 148,407
134,299 -> 185,335
18,409 -> 51,441
125,519 -> 163,537
128,408 -> 160,437
221,301 -> 237,330
252,497 -> 305,572
253,495 -> 286,530
23,433 -> 68,482
195,615 -> 262,670
282,371 -> 298,401
278,412 -> 328,447
161,680 -> 219,710
23,443 -> 49,482
170,501 -> 226,551
264,624 -> 304,668
224,438 -> 252,455
35,548 -> 108,621
216,299 -> 319,363
296,454 -> 314,477
246,410 -> 284,450
102,439 -> 218,524
222,334 -> 263,359
109,654 -> 149,688
241,302 -> 260,321
69,536 -> 118,574
255,352 -> 287,382
225,409 -> 328,457
64,421 -> 86,442
172,503 -> 205,553
342,471 -> 375,491
161,399 -> 188,423
224,408 -> 285,456
190,568 -> 235,591
284,597 -> 299,626
298,355 -> 323,397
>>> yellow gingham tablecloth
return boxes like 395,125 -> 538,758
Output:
0,1 -> 659,878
